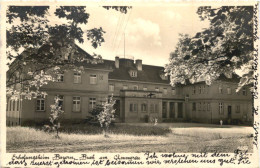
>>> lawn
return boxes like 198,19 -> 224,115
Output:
6,123 -> 253,153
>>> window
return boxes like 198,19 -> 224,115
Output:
133,85 -> 138,90
198,102 -> 202,111
192,102 -> 196,111
131,71 -> 137,77
172,88 -> 176,95
155,104 -> 158,112
9,99 -> 11,111
202,85 -> 205,93
130,103 -> 137,112
36,96 -> 45,111
57,73 -> 64,82
73,97 -> 81,112
199,86 -> 202,94
57,95 -> 64,110
193,86 -> 196,94
203,102 -> 206,111
109,84 -> 114,92
13,100 -> 15,111
141,104 -> 147,112
227,87 -> 231,95
150,104 -> 154,113
74,72 -> 81,83
219,85 -> 223,94
17,100 -> 19,111
207,103 -> 211,111
236,105 -> 240,113
160,74 -> 168,80
242,88 -> 247,95
219,102 -> 224,114
123,85 -> 128,90
155,87 -> 159,92
143,87 -> 147,91
163,88 -> 167,95
89,98 -> 96,109
90,74 -> 97,84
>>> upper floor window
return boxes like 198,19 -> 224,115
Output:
141,103 -> 147,112
90,74 -> 97,84
242,88 -> 247,95
172,88 -> 176,95
163,88 -> 167,95
73,96 -> 81,112
133,85 -> 138,90
109,84 -> 114,92
155,87 -> 159,92
202,85 -> 205,93
192,86 -> 196,94
36,96 -> 45,111
57,95 -> 64,110
123,85 -> 128,90
130,103 -> 138,112
57,73 -> 64,82
219,102 -> 224,114
198,102 -> 202,111
74,72 -> 81,83
89,98 -> 96,109
227,87 -> 231,95
219,85 -> 223,94
150,104 -> 154,113
199,86 -> 202,94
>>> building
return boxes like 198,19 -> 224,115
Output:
6,47 -> 253,126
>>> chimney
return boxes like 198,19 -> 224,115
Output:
115,56 -> 119,68
135,59 -> 142,71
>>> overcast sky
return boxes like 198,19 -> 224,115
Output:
52,5 -> 210,67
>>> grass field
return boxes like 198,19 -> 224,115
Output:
6,123 -> 253,153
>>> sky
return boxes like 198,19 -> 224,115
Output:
50,5 -> 210,67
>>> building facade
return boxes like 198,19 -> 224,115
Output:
6,50 -> 253,126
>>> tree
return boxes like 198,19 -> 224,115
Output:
49,96 -> 64,138
6,6 -> 131,100
97,96 -> 116,137
165,6 -> 254,91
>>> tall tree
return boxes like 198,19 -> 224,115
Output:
6,6 -> 131,100
165,6 -> 254,91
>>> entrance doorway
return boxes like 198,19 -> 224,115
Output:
114,100 -> 120,118
178,103 -> 183,118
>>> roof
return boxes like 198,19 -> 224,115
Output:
104,59 -> 170,84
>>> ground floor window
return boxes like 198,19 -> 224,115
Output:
73,96 -> 81,112
57,95 -> 64,110
236,105 -> 240,113
219,102 -> 224,114
36,96 -> 45,111
89,98 -> 96,109
192,102 -> 196,111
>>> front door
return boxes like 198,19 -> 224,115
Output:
228,106 -> 232,119
169,102 -> 175,118
178,103 -> 183,118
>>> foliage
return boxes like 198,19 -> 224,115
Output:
6,6 -> 130,100
165,6 -> 254,91
48,96 -> 64,138
97,96 -> 116,137
88,104 -> 104,121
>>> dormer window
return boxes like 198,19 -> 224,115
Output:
160,74 -> 168,80
130,70 -> 137,77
